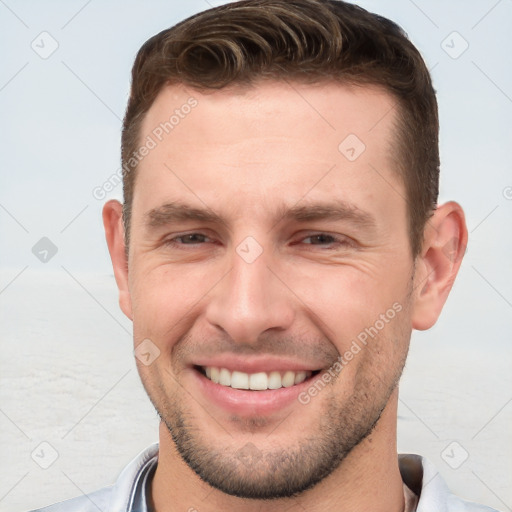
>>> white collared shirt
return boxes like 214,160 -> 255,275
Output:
30,444 -> 500,512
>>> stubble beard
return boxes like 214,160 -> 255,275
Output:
145,341 -> 408,500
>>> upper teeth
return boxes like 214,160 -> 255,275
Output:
204,367 -> 310,390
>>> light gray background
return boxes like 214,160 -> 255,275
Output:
1,1 -> 511,511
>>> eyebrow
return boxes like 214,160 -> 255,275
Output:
278,202 -> 376,229
145,202 -> 224,229
145,200 -> 376,231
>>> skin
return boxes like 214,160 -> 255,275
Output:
104,81 -> 467,512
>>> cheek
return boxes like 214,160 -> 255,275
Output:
281,263 -> 412,376
129,264 -> 215,339
288,264 -> 407,333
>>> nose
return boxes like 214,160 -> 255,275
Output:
205,247 -> 295,345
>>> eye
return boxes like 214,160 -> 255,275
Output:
165,233 -> 212,246
296,232 -> 353,250
302,234 -> 337,245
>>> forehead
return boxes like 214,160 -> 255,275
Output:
134,80 -> 402,224
141,79 -> 397,150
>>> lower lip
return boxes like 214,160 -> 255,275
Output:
191,368 -> 319,416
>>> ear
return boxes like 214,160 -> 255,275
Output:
103,200 -> 133,320
411,201 -> 468,331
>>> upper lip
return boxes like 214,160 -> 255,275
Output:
191,355 -> 323,374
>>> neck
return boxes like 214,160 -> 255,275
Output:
151,390 -> 404,512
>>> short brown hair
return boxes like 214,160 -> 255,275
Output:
121,0 -> 439,256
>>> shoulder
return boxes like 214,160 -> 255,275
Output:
27,486 -> 112,512
399,454 -> 500,512
27,443 -> 159,512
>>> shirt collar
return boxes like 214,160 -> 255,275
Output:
109,446 -> 492,512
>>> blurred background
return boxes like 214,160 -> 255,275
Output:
0,0 -> 511,510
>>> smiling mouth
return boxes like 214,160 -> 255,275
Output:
195,365 -> 322,391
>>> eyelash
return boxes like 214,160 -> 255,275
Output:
164,232 -> 352,249
165,233 -> 212,246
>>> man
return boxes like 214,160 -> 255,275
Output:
31,0 -> 499,511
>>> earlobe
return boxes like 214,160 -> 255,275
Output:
411,201 -> 468,331
103,200 -> 133,320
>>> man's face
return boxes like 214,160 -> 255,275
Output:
126,81 -> 415,498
